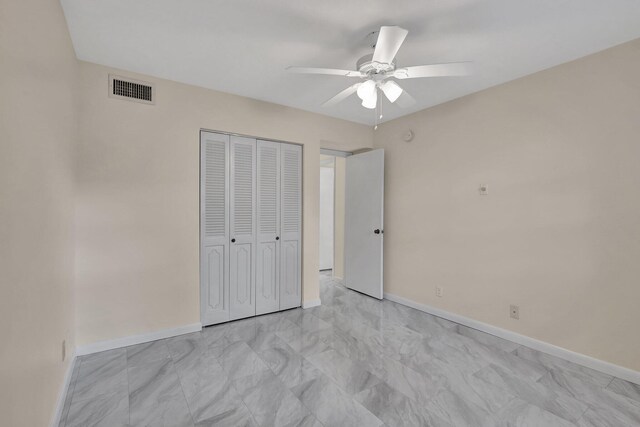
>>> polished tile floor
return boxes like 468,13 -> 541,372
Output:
59,272 -> 640,426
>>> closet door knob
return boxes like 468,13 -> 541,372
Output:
231,238 -> 236,243
374,229 -> 381,234
276,236 -> 280,240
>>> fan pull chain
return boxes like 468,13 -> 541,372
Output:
374,89 -> 383,130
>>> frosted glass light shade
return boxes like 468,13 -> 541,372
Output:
357,80 -> 376,101
361,89 -> 377,109
381,80 -> 403,103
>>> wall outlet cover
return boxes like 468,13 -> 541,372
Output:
479,184 -> 489,195
510,305 -> 520,320
436,286 -> 444,297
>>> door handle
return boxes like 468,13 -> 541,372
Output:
276,236 -> 280,240
231,238 -> 236,243
374,229 -> 381,234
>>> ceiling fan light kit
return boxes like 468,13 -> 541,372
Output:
357,80 -> 377,109
381,80 -> 402,103
362,91 -> 377,109
287,25 -> 471,126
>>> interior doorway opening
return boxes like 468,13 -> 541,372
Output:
319,149 -> 350,280
319,147 -> 384,300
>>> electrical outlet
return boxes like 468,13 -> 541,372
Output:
62,340 -> 66,362
510,305 -> 519,320
436,286 -> 444,297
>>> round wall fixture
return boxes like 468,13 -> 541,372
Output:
403,130 -> 414,142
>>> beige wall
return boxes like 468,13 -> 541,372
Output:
374,39 -> 640,371
0,0 -> 78,425
333,157 -> 346,279
75,61 -> 372,346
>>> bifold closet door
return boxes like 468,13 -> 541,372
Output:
279,143 -> 302,310
229,136 -> 256,320
256,140 -> 280,315
200,131 -> 230,326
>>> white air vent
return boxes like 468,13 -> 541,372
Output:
108,74 -> 155,104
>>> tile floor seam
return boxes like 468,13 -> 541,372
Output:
301,374 -> 384,427
229,370 -> 264,426
276,345 -> 372,427
124,352 -> 132,426
168,353 -> 197,426
246,401 -> 262,427
604,375 -> 615,389
270,352 -> 327,427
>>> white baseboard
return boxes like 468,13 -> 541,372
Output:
76,323 -> 202,356
50,350 -> 77,427
302,299 -> 321,309
384,292 -> 640,386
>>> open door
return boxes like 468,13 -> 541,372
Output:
344,149 -> 384,299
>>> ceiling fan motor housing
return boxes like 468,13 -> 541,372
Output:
357,53 -> 395,77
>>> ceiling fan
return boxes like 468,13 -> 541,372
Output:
287,25 -> 471,119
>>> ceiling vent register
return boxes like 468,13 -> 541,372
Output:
108,74 -> 155,104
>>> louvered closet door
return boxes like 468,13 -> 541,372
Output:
229,136 -> 257,320
256,140 -> 281,315
279,143 -> 302,310
200,131 -> 230,326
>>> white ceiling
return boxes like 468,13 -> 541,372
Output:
61,0 -> 640,125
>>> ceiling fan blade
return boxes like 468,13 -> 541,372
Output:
395,90 -> 416,108
372,26 -> 408,65
286,66 -> 363,77
394,62 -> 472,79
323,83 -> 361,107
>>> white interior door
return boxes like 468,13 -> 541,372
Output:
200,131 -> 230,325
229,136 -> 256,320
344,149 -> 384,299
256,140 -> 280,315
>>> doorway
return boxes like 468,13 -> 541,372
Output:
319,155 -> 334,271
319,148 -> 385,299
319,149 -> 350,280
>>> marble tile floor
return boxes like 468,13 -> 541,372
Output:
59,272 -> 640,426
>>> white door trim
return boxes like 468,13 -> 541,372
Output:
320,148 -> 352,158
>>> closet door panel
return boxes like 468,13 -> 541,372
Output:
229,136 -> 256,320
281,240 -> 299,303
200,131 -> 230,325
256,140 -> 280,315
279,143 -> 302,310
